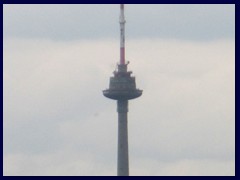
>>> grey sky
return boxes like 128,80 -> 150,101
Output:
4,4 -> 235,41
3,4 -> 235,176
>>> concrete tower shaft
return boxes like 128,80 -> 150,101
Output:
117,100 -> 129,176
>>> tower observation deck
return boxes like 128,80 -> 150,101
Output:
103,63 -> 142,100
103,4 -> 142,176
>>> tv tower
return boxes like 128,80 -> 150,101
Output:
103,4 -> 142,176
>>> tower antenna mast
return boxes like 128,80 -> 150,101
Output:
120,4 -> 126,65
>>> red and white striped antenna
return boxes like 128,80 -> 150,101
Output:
120,4 -> 126,65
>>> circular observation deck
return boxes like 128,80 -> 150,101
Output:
103,89 -> 142,100
103,66 -> 142,100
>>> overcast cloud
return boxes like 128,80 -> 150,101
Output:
3,4 -> 235,176
3,4 -> 234,41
